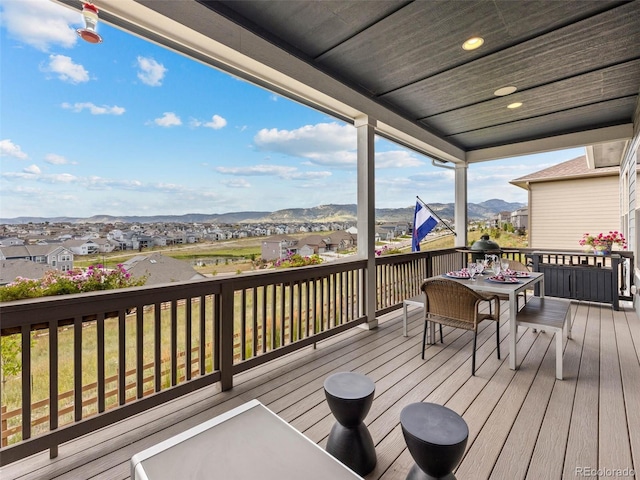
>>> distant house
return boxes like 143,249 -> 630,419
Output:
324,231 -> 356,252
511,155 -> 619,250
296,235 -> 327,256
62,239 -> 100,256
93,238 -> 119,253
0,259 -> 54,285
261,235 -> 298,261
122,253 -> 206,285
511,208 -> 529,232
0,237 -> 24,247
0,244 -> 74,271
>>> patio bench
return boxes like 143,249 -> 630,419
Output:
516,297 -> 571,380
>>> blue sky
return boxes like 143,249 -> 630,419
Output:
0,0 -> 585,220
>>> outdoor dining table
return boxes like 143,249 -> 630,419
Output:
426,271 -> 545,371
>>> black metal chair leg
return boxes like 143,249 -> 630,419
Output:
439,324 -> 443,343
421,321 -> 428,359
496,321 -> 501,359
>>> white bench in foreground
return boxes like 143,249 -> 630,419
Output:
516,297 -> 571,380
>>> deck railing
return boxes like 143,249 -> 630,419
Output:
2,246 -> 631,465
0,249 -> 462,465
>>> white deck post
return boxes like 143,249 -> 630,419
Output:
454,164 -> 468,248
356,115 -> 378,329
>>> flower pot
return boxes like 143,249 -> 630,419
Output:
593,242 -> 613,256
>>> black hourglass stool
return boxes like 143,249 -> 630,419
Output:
400,402 -> 468,480
323,372 -> 377,476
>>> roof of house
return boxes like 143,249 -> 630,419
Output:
0,259 -> 54,285
296,235 -> 327,248
122,252 -> 205,285
62,239 -> 99,248
0,244 -> 69,258
510,156 -> 620,189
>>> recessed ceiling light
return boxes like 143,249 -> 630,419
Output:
494,86 -> 517,96
462,36 -> 484,51
507,102 -> 523,109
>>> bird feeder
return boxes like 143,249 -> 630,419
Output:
76,3 -> 103,44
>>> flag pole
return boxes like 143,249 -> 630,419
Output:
416,196 -> 457,236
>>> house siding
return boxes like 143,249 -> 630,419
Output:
530,176 -> 620,250
621,115 -> 640,314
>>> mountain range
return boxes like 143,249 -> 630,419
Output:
0,199 -> 525,225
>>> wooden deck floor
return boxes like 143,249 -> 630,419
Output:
2,299 -> 639,480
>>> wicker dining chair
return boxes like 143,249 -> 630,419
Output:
420,278 -> 501,376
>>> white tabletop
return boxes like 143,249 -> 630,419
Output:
131,400 -> 364,480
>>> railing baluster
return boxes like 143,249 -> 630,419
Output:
214,294 -> 221,371
136,306 -> 144,397
200,295 -> 206,375
262,286 -> 267,353
153,304 -> 161,393
73,316 -> 82,422
170,301 -> 178,386
290,282 -> 296,342
97,313 -> 105,413
21,325 -> 31,441
118,311 -> 126,405
332,273 -> 338,326
219,282 -> 234,391
279,283 -> 285,347
296,281 -> 302,340
240,289 -> 247,360
185,298 -> 192,381
252,288 -> 258,357
48,319 -> 58,458
305,280 -> 310,338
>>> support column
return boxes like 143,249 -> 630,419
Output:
454,164 -> 468,248
355,115 -> 378,329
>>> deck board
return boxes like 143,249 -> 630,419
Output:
599,306 -> 634,474
1,300 -> 638,480
525,302 -> 584,479
613,308 -> 640,476
562,303 -> 601,478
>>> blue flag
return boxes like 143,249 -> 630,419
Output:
412,201 -> 438,252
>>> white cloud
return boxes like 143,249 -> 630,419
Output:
153,112 -> 182,127
0,139 -> 28,159
204,115 -> 227,130
61,102 -> 125,115
215,164 -> 332,181
24,164 -> 41,175
301,151 -> 356,168
42,54 -> 89,83
191,114 -> 227,130
136,56 -> 166,86
376,150 -> 425,168
222,178 -> 251,188
216,164 -> 297,177
254,122 -> 356,157
44,153 -> 75,165
1,0 -> 79,51
41,173 -> 76,183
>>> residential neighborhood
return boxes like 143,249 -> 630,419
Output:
0,205 -> 527,286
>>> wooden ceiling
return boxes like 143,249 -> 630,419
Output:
58,0 -> 640,164
198,0 -> 639,153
